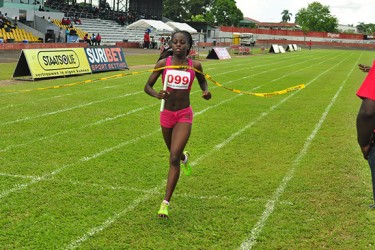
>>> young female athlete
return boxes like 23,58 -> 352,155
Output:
144,30 -> 211,218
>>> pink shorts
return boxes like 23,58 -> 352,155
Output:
160,106 -> 193,128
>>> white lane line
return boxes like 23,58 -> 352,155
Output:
65,183 -> 164,250
239,59 -> 357,250
0,129 -> 160,199
0,172 -> 40,180
0,80 -> 138,111
0,104 -> 156,153
0,91 -> 143,126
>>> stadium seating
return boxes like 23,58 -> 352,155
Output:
51,18 -> 85,39
78,18 -> 156,45
0,27 -> 40,43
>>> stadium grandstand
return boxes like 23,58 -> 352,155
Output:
0,0 -> 164,45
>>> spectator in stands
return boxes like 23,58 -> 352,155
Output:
84,33 -> 91,45
143,31 -> 150,49
65,28 -> 69,42
151,36 -> 157,49
96,33 -> 101,46
73,15 -> 81,25
3,16 -> 10,27
0,18 -> 3,29
127,12 -> 134,24
4,24 -> 11,32
93,7 -> 99,16
62,17 -> 71,26
12,17 -> 17,29
117,14 -> 125,26
91,33 -> 96,46
58,27 -> 65,43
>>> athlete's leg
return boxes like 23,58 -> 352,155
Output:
162,122 -> 192,202
162,126 -> 172,150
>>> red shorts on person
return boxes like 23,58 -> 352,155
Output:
160,106 -> 193,128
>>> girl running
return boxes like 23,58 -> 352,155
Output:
144,30 -> 211,218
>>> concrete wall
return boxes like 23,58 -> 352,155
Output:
1,5 -> 63,22
256,39 -> 375,50
115,42 -> 141,48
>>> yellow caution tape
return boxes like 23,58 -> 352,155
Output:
151,65 -> 305,97
0,65 -> 305,97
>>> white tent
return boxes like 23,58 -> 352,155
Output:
126,19 -> 174,33
166,21 -> 198,34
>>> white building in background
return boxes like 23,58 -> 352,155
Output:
337,24 -> 357,33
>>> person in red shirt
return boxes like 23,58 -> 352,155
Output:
143,31 -> 150,49
73,16 -> 81,25
307,40 -> 312,50
96,33 -> 101,46
356,60 -> 375,209
83,33 -> 91,45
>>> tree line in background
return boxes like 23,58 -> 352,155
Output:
162,0 -> 243,26
162,0 -> 374,34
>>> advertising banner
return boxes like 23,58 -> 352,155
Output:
85,47 -> 128,72
13,48 -> 91,80
12,47 -> 128,80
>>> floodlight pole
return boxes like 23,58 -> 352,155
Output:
198,30 -> 202,58
33,5 -> 36,29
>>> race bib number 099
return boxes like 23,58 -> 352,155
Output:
166,70 -> 191,90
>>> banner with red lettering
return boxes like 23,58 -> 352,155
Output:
85,47 -> 128,72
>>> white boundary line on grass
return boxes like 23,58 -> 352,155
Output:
0,80 -> 139,110
47,177 -> 295,205
65,183 -> 164,250
0,91 -> 144,126
65,54 -> 350,249
0,129 -> 160,199
0,104 -> 156,153
0,172 -> 40,180
239,59 -> 358,250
